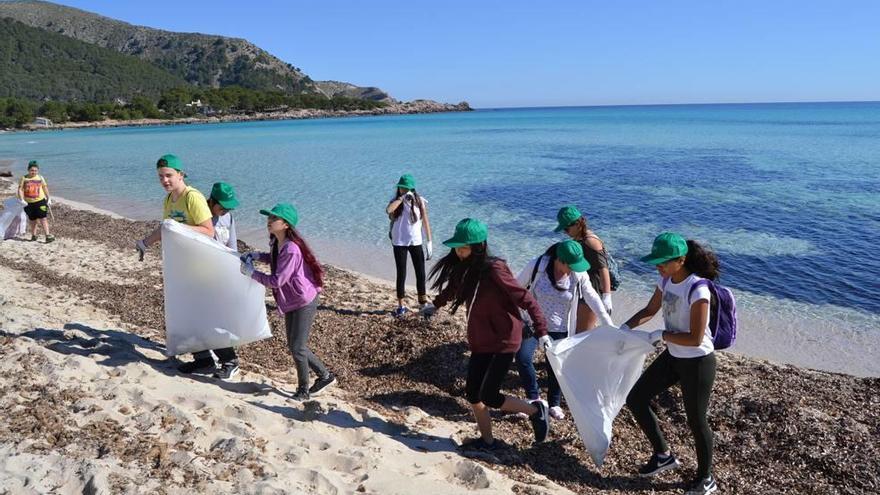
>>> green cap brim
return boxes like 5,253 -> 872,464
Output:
553,221 -> 569,233
640,254 -> 673,265
569,259 -> 590,272
442,238 -> 467,248
217,197 -> 239,209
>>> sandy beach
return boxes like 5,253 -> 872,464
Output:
0,177 -> 877,494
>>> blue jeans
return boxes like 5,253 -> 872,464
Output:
515,331 -> 567,406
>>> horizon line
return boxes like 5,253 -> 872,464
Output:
472,99 -> 880,111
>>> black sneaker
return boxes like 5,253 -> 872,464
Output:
308,373 -> 336,396
291,388 -> 310,401
637,453 -> 681,477
177,358 -> 217,375
214,361 -> 239,381
685,475 -> 717,495
529,400 -> 550,443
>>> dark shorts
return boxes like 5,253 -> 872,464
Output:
24,199 -> 48,220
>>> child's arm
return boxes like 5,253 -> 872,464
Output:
251,242 -> 299,288
621,288 -> 662,329
188,218 -> 214,238
42,179 -> 50,203
578,276 -> 613,327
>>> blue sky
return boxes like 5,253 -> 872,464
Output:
53,0 -> 880,108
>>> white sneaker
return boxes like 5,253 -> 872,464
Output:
549,406 -> 566,420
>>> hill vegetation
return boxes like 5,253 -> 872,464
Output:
0,17 -> 188,101
0,0 -> 391,101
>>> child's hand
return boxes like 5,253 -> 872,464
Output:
240,259 -> 255,277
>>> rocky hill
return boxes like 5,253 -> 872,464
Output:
0,0 -> 387,99
314,80 -> 394,103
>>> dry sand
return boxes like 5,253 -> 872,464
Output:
0,177 -> 569,494
0,177 -> 877,494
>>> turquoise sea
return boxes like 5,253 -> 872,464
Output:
2,102 -> 879,376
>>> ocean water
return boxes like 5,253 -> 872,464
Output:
2,102 -> 879,375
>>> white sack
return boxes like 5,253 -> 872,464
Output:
546,325 -> 655,467
0,198 -> 27,240
161,219 -> 271,356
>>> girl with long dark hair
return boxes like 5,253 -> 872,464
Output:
420,218 -> 551,449
621,232 -> 720,495
386,174 -> 433,317
241,203 -> 336,400
555,205 -> 614,329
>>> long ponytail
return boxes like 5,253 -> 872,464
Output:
685,240 -> 720,281
284,228 -> 324,287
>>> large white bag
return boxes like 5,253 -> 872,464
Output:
161,219 -> 271,356
0,198 -> 27,240
546,325 -> 655,467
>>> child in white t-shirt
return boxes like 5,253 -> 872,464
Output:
385,174 -> 433,317
620,232 -> 721,495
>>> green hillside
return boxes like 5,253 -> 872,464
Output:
0,0 -> 391,100
0,17 -> 189,101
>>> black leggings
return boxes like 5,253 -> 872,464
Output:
393,244 -> 427,302
466,352 -> 515,408
626,350 -> 717,479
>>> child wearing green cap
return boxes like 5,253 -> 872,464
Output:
514,240 -> 613,420
420,218 -> 551,449
134,155 -> 216,375
620,232 -> 721,495
385,174 -> 433,317
240,203 -> 336,400
17,160 -> 54,242
136,154 -> 215,261
555,205 -> 614,328
187,181 -> 242,380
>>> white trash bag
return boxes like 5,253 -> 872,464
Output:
546,325 -> 655,467
161,219 -> 271,356
0,198 -> 27,240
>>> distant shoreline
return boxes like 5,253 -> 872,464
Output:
7,100 -> 472,133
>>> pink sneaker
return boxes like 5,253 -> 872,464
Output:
549,406 -> 566,420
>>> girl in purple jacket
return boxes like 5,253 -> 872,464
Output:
241,203 -> 336,400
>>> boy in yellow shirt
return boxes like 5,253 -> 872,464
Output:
136,154 -> 214,258
17,160 -> 54,243
135,155 -> 218,375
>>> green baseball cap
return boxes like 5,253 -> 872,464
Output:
443,218 -> 488,248
396,174 -> 416,190
259,202 -> 299,228
156,154 -> 183,172
554,205 -> 582,232
27,160 -> 39,168
556,240 -> 591,272
641,232 -> 688,265
210,182 -> 239,210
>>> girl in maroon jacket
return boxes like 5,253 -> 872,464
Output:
421,218 -> 551,450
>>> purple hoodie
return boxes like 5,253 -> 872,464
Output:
251,237 -> 320,314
